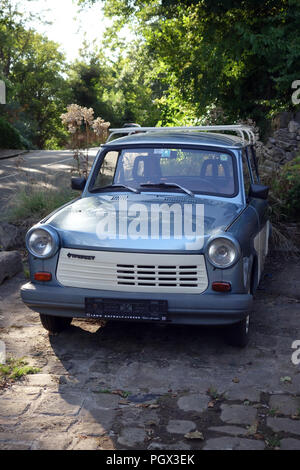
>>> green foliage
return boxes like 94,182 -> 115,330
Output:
0,116 -> 28,149
2,0 -> 300,148
0,1 -> 70,149
0,357 -> 40,387
6,185 -> 77,223
79,0 -> 300,131
23,267 -> 30,280
94,388 -> 131,398
265,435 -> 281,449
67,44 -> 162,127
8,30 -> 69,148
44,131 -> 69,151
265,155 -> 300,229
271,156 -> 300,221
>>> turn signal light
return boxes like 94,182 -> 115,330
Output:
34,272 -> 52,282
212,281 -> 231,292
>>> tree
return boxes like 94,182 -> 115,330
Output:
0,0 -> 69,148
11,30 -> 69,148
67,42 -> 162,127
78,0 -> 300,131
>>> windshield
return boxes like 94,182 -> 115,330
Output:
90,147 -> 237,197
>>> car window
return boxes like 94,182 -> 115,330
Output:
242,149 -> 252,194
93,151 -> 119,188
248,147 -> 259,183
91,147 -> 237,197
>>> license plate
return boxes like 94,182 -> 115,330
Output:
85,298 -> 168,321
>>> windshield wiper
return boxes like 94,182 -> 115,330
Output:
91,184 -> 140,194
140,182 -> 194,197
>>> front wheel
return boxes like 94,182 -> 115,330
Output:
225,314 -> 250,348
39,314 -> 72,333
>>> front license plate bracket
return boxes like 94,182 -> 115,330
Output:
85,298 -> 168,321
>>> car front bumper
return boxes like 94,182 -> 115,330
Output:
21,282 -> 253,326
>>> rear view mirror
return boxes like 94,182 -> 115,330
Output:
71,177 -> 86,191
248,183 -> 269,200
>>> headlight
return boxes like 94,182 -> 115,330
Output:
26,226 -> 59,259
207,236 -> 240,269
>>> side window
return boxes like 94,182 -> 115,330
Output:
94,151 -> 119,188
248,148 -> 259,183
242,149 -> 252,195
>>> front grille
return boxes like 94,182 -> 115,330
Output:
116,264 -> 200,287
56,249 -> 208,294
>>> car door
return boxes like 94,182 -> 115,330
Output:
242,147 -> 269,282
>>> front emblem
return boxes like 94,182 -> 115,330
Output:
67,253 -> 95,261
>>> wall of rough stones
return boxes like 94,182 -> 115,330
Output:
257,112 -> 300,176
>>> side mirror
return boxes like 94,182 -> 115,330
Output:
71,177 -> 86,191
248,183 -> 269,200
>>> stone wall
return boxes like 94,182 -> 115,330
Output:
257,113 -> 300,176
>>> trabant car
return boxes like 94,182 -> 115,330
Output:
21,125 -> 270,347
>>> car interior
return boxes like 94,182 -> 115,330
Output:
114,153 -> 235,196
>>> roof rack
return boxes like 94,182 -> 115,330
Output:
107,125 -> 256,145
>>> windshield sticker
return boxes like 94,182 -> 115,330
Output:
153,149 -> 173,158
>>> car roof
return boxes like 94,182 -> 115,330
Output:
104,131 -> 245,149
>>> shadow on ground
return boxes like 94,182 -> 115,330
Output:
0,254 -> 300,450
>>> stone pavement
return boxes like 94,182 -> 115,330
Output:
0,254 -> 300,450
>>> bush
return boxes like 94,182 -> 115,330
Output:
271,156 -> 300,221
44,136 -> 67,150
0,117 -> 29,149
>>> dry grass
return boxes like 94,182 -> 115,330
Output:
3,183 -> 77,224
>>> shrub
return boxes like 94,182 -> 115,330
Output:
271,156 -> 300,221
61,104 -> 110,177
0,117 -> 29,149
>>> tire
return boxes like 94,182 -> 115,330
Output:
225,314 -> 250,348
39,314 -> 72,333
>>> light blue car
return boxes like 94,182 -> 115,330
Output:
21,125 -> 270,347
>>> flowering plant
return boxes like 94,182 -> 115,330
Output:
61,104 -> 110,178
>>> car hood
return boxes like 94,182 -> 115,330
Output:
46,193 -> 243,252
